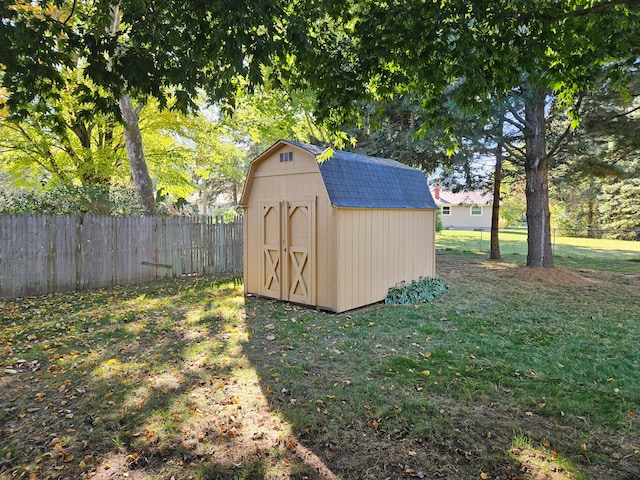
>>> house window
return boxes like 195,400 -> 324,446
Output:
280,152 -> 293,162
470,205 -> 482,216
441,206 -> 451,215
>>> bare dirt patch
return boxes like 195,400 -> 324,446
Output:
437,254 -> 597,286
494,266 -> 597,286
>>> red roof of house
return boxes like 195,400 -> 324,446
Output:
431,188 -> 493,206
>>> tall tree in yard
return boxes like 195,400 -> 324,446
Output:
1,0 -> 302,214
118,95 -> 155,214
307,0 -> 640,267
548,71 -> 640,235
0,69 -> 126,189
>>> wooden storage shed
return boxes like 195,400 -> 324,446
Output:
239,140 -> 438,313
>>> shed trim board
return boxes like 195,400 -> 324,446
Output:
241,140 -> 437,313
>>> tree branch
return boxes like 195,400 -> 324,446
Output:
546,122 -> 573,160
62,0 -> 77,26
504,115 -> 526,131
504,142 -> 526,161
547,96 -> 584,160
505,103 -> 529,131
612,103 -> 640,119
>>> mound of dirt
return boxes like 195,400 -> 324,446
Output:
495,266 -> 597,286
436,254 -> 597,287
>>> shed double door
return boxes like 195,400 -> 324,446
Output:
260,199 -> 316,305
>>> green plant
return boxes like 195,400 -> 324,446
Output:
0,184 -> 148,215
385,276 -> 448,304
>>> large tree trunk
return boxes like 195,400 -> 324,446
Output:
523,81 -> 554,267
489,136 -> 503,260
119,95 -> 156,215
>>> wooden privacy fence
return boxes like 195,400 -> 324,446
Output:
0,215 -> 243,299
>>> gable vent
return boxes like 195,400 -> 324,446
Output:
279,151 -> 293,162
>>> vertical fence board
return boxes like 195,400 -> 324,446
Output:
14,216 -> 28,297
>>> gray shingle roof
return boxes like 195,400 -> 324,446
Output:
286,141 -> 437,209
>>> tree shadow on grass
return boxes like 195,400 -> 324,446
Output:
0,277 -> 333,479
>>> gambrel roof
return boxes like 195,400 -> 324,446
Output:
286,140 -> 437,209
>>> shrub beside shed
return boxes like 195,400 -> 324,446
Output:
239,140 -> 438,313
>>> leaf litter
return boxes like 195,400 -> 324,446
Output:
2,260 -> 639,479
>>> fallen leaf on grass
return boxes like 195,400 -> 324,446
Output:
126,453 -> 139,463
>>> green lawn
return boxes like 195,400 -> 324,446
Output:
437,228 -> 640,268
1,241 -> 639,479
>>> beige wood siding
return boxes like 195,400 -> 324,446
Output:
335,208 -> 435,312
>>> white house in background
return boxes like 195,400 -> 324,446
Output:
432,186 -> 494,230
